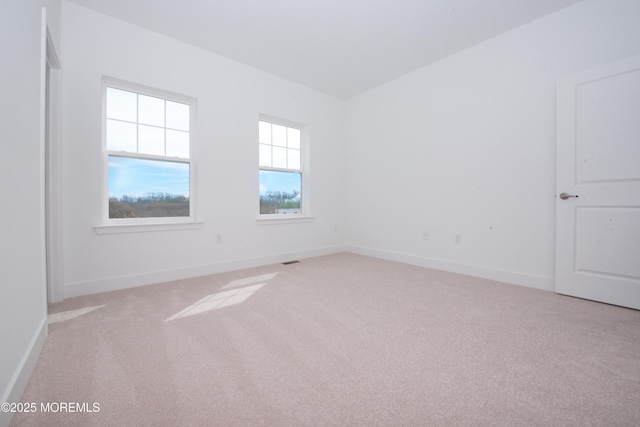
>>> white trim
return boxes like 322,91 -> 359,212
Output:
63,245 -> 553,299
0,318 -> 47,427
258,114 -> 311,220
103,76 -> 197,106
64,245 -> 346,298
44,17 -> 64,304
39,8 -> 47,311
260,165 -> 301,174
94,221 -> 204,234
38,8 -> 53,309
256,216 -> 314,225
101,77 -> 198,226
259,113 -> 305,129
46,27 -> 61,70
345,245 -> 555,292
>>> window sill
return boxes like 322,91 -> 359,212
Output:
256,216 -> 314,225
94,221 -> 204,235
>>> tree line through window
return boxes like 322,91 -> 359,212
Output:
258,120 -> 303,215
104,81 -> 193,220
103,80 -> 307,222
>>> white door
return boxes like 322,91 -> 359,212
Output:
556,54 -> 640,310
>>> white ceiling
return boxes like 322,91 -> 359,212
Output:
67,0 -> 583,99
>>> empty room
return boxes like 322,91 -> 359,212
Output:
2,0 -> 640,425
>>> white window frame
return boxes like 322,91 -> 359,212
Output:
95,77 -> 201,234
257,114 -> 312,224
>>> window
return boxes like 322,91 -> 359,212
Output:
102,78 -> 196,225
258,117 -> 309,219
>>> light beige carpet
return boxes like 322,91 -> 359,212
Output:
10,253 -> 640,426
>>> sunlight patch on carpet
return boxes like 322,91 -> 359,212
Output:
166,272 -> 280,321
220,272 -> 278,290
48,305 -> 107,324
166,284 -> 265,321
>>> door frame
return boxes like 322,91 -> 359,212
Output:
41,8 -> 64,304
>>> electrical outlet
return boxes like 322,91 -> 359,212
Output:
422,232 -> 430,240
454,234 -> 462,244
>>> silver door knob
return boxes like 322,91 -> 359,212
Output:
559,192 -> 579,200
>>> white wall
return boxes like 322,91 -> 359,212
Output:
58,0 -> 640,297
61,2 -> 345,297
2,1 -> 638,420
0,0 -> 61,424
344,0 -> 640,290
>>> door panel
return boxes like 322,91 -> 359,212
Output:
576,207 -> 640,278
556,55 -> 640,310
577,68 -> 640,183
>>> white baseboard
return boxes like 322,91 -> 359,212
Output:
345,245 -> 555,292
64,245 -> 347,299
0,318 -> 47,427
64,243 -> 553,299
